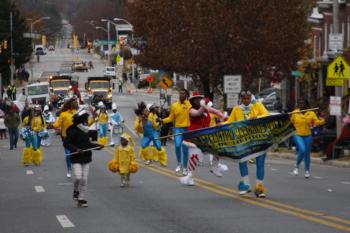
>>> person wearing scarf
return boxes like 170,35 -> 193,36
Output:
226,90 -> 269,198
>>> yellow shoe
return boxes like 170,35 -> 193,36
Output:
158,148 -> 168,167
98,137 -> 108,146
140,147 -> 151,164
33,148 -> 43,166
152,146 -> 159,161
22,147 -> 33,166
254,182 -> 266,198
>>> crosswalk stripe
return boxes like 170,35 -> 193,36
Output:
34,186 -> 45,192
56,215 -> 75,228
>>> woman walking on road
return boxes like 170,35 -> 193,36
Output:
291,99 -> 325,178
64,110 -> 103,208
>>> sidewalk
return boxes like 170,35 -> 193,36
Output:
268,149 -> 350,168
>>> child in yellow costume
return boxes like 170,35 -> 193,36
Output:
22,106 -> 47,166
134,116 -> 158,163
114,133 -> 137,187
97,104 -> 109,145
134,102 -> 168,166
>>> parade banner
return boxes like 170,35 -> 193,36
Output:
183,114 -> 294,162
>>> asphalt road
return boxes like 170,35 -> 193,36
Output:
1,23 -> 350,233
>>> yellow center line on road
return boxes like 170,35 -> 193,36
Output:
103,147 -> 350,232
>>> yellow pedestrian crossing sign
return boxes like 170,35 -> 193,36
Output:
327,55 -> 349,80
327,55 -> 349,86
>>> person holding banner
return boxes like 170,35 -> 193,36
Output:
181,92 -> 228,185
134,102 -> 168,167
64,110 -> 103,208
226,90 -> 269,198
291,99 -> 325,178
160,89 -> 191,175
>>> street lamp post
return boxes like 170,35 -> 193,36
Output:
29,16 -> 50,82
113,17 -> 134,40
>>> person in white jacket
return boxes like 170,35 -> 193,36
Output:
41,105 -> 55,146
109,103 -> 124,146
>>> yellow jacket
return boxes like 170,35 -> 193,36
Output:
226,102 -> 269,123
98,112 -> 109,124
291,110 -> 325,136
148,112 -> 160,130
114,145 -> 136,174
163,100 -> 191,128
23,116 -> 46,132
53,109 -> 94,137
53,109 -> 76,137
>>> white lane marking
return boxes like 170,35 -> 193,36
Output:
34,186 -> 45,192
341,181 -> 350,185
56,182 -> 73,186
124,122 -> 139,138
26,170 -> 34,175
56,215 -> 75,228
313,176 -> 323,179
270,168 -> 278,171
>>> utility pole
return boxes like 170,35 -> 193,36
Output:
107,21 -> 111,66
333,0 -> 342,137
10,12 -> 14,85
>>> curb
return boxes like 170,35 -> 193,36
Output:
268,151 -> 350,168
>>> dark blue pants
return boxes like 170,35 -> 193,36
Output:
8,128 -> 18,150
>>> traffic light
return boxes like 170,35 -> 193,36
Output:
42,35 -> 46,47
73,33 -> 79,49
3,40 -> 7,49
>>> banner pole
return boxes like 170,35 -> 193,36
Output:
66,147 -> 102,156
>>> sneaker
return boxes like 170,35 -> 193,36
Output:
182,168 -> 188,176
254,182 -> 266,198
179,172 -> 195,186
175,164 -> 182,174
109,143 -> 115,147
67,172 -> 71,179
145,160 -> 151,165
292,168 -> 299,176
211,166 -> 223,177
238,181 -> 251,195
73,191 -> 79,201
305,171 -> 310,179
77,200 -> 88,208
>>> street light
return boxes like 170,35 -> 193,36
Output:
30,16 -> 50,49
113,17 -> 134,40
29,16 -> 50,82
95,26 -> 108,32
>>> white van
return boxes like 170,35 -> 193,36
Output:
26,82 -> 51,107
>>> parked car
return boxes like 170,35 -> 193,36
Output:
256,88 -> 282,113
72,62 -> 89,72
48,46 -> 55,51
35,45 -> 46,55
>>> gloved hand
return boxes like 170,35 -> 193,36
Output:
200,99 -> 206,108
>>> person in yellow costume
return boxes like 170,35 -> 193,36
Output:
291,98 -> 325,178
146,103 -> 162,164
21,108 -> 34,166
225,90 -> 269,198
53,99 -> 79,178
53,98 -> 95,178
97,104 -> 109,146
159,88 -> 191,175
22,105 -> 47,166
134,102 -> 168,167
114,133 -> 137,187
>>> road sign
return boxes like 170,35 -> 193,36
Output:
329,96 -> 342,116
226,93 -> 239,109
23,33 -> 41,39
160,75 -> 173,90
327,55 -> 349,86
146,75 -> 154,83
329,33 -> 343,52
224,75 -> 241,93
95,40 -> 118,46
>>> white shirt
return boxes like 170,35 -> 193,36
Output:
0,118 -> 6,129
